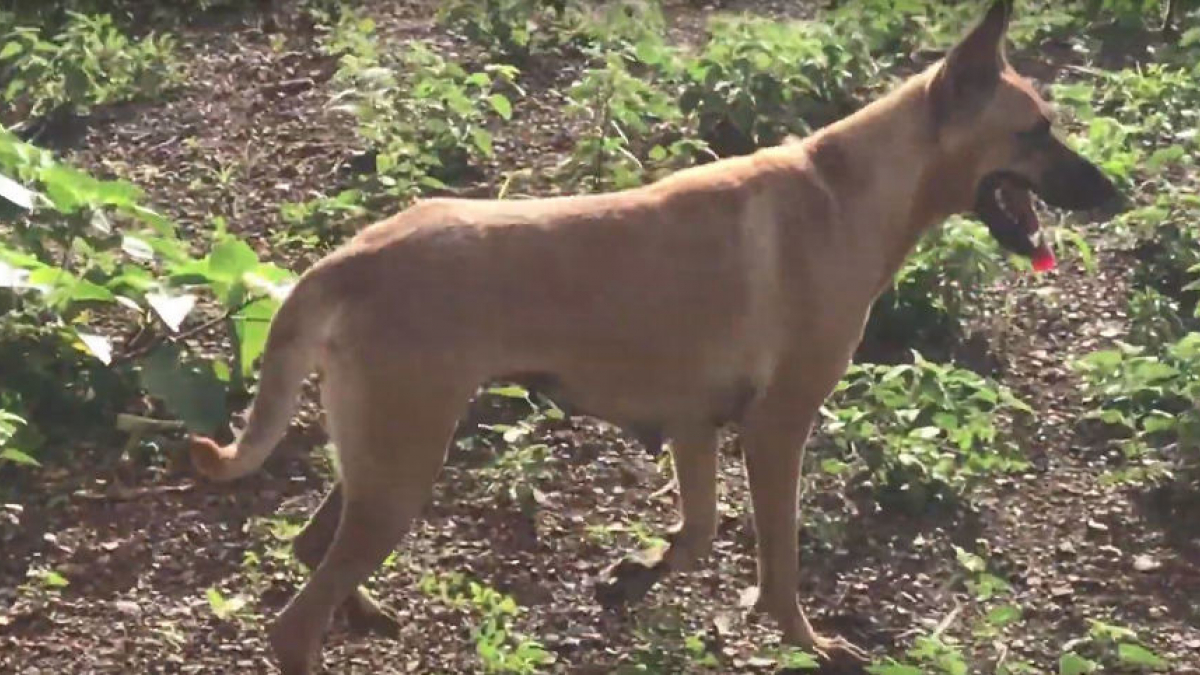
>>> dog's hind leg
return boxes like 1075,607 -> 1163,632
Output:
291,483 -> 401,637
268,365 -> 464,675
595,424 -> 718,606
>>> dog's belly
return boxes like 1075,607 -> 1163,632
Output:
504,355 -> 766,445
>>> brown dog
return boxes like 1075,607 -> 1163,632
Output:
189,1 -> 1117,671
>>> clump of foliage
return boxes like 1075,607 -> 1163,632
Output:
436,0 -> 571,62
474,383 -> 566,513
277,9 -> 520,247
561,53 -> 706,190
1053,64 -> 1200,343
1058,619 -> 1171,673
0,11 -> 180,125
436,0 -> 663,63
1052,66 -> 1198,184
1121,193 -> 1200,327
419,571 -> 555,673
0,127 -> 292,466
678,15 -> 882,155
322,11 -> 517,197
864,217 -> 1003,355
277,188 -> 367,251
820,352 -> 1032,508
1074,335 -> 1200,486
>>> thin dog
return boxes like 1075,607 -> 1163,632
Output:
189,1 -> 1117,671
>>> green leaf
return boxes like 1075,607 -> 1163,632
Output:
0,258 -> 32,289
954,546 -> 985,573
1116,643 -> 1168,670
488,384 -> 531,399
1059,652 -> 1098,675
138,345 -> 228,434
40,165 -> 98,213
985,604 -> 1022,627
121,235 -> 156,261
208,237 -> 259,283
147,291 -> 196,333
233,297 -> 279,380
66,278 -> 117,304
488,93 -> 512,120
866,663 -> 923,675
0,172 -> 36,210
777,649 -> 820,669
39,570 -> 69,588
76,331 -> 113,365
206,587 -> 247,620
242,263 -> 295,302
0,41 -> 24,61
0,447 -> 40,467
471,127 -> 494,157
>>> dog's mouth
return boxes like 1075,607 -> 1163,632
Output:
974,172 -> 1055,271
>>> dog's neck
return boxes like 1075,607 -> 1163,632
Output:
799,69 -> 973,289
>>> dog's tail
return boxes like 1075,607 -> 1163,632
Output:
187,262 -> 335,481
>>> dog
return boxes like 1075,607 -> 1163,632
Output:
188,1 -> 1117,671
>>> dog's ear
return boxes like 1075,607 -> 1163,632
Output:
931,0 -> 1012,123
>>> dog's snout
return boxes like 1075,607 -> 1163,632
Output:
1037,157 -> 1119,211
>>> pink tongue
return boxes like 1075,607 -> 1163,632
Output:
1031,242 -> 1056,272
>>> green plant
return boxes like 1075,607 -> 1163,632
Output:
0,126 -> 294,464
436,0 -> 662,62
1127,288 -> 1187,346
0,409 -> 33,467
562,53 -> 706,190
419,572 -> 555,673
614,606 -> 725,673
865,216 -> 1003,353
1081,0 -> 1166,29
476,383 -> 564,512
1058,619 -> 1171,673
0,11 -> 179,124
1053,66 -> 1200,183
436,0 -> 564,61
679,15 -> 880,154
205,586 -> 254,623
821,353 -> 1032,506
1126,194 -> 1200,323
323,12 -> 517,199
1074,335 -> 1200,485
277,188 -> 367,251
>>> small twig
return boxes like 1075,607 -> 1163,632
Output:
115,413 -> 187,433
931,602 -> 962,639
145,134 -> 181,154
262,77 -> 316,95
73,482 -> 194,502
995,642 -> 1009,668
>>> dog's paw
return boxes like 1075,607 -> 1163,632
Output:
594,558 -> 665,608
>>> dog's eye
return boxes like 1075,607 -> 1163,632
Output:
1018,118 -> 1053,141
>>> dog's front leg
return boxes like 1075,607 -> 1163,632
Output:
742,377 -> 868,663
595,424 -> 717,606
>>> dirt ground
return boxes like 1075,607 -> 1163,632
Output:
1,1 -> 1198,673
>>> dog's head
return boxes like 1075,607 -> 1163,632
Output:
927,0 -> 1119,263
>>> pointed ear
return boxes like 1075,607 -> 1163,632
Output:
931,0 -> 1012,121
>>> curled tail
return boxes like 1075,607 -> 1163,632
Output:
188,269 -> 330,481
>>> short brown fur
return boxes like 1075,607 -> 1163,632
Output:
188,2 -> 1117,671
